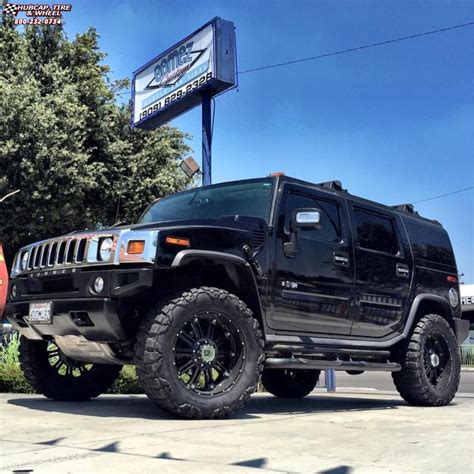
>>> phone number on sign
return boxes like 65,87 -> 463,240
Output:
15,18 -> 62,25
139,72 -> 213,121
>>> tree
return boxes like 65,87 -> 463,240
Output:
0,17 -> 192,267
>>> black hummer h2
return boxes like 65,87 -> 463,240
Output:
6,175 -> 469,418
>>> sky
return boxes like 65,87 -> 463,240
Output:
60,0 -> 473,281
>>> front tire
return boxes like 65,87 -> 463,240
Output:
392,314 -> 460,406
19,337 -> 122,401
261,369 -> 320,398
135,287 -> 264,419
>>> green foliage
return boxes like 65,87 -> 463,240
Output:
0,19 -> 192,263
108,365 -> 142,394
0,333 -> 34,393
460,345 -> 474,366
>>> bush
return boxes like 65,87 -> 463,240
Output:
108,365 -> 142,394
0,333 -> 34,393
460,345 -> 474,366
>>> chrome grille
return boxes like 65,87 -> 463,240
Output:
12,228 -> 159,278
22,236 -> 91,271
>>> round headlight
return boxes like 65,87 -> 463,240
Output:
11,284 -> 17,299
21,252 -> 29,271
92,276 -> 105,294
99,238 -> 114,261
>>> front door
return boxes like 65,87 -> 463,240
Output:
348,202 -> 413,339
269,184 -> 355,336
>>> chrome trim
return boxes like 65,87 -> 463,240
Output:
10,229 -> 159,278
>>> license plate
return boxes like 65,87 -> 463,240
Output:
28,301 -> 53,323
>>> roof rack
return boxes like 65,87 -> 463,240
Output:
317,180 -> 345,192
391,203 -> 416,214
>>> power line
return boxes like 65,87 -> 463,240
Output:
413,186 -> 474,204
239,21 -> 474,75
116,21 -> 474,96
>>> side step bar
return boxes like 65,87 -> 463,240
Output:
265,358 -> 401,372
269,344 -> 391,358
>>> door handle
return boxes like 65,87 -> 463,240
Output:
396,263 -> 410,278
333,251 -> 350,267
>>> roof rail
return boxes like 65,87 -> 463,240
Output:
317,180 -> 345,192
391,203 -> 416,214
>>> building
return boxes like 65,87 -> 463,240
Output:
460,284 -> 474,345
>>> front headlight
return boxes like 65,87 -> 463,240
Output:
99,237 -> 114,261
21,251 -> 29,271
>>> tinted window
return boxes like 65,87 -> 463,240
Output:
139,179 -> 273,224
354,209 -> 398,254
406,222 -> 455,266
285,193 -> 341,243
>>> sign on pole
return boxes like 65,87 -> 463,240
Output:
131,17 -> 236,130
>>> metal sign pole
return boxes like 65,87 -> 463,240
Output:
325,369 -> 336,392
202,92 -> 212,186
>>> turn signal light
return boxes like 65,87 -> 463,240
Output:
127,240 -> 145,254
447,275 -> 458,283
165,236 -> 190,247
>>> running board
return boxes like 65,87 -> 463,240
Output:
269,344 -> 391,358
265,357 -> 401,372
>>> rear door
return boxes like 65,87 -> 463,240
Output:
348,202 -> 413,339
269,184 -> 355,336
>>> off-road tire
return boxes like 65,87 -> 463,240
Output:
19,337 -> 122,401
392,314 -> 460,406
261,369 -> 320,398
135,287 -> 264,419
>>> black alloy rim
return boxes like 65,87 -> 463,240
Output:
423,332 -> 452,390
172,312 -> 245,396
47,342 -> 92,377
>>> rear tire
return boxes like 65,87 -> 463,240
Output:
135,287 -> 264,419
19,337 -> 122,401
261,369 -> 320,398
392,314 -> 460,406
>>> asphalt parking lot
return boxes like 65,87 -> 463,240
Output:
1,373 -> 473,473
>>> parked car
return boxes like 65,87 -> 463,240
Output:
5,175 -> 468,418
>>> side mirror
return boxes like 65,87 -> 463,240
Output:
285,208 -> 322,257
292,208 -> 321,230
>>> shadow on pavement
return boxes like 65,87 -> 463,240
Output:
8,393 -> 403,420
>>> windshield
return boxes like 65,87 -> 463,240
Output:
139,178 -> 274,224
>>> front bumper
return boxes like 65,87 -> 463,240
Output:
5,267 -> 154,342
6,298 -> 126,341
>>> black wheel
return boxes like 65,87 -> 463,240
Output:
19,337 -> 122,401
135,287 -> 264,419
261,369 -> 320,398
392,314 -> 461,406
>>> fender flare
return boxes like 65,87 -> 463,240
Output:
403,293 -> 453,335
171,249 -> 265,325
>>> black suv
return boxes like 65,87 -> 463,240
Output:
6,175 -> 468,418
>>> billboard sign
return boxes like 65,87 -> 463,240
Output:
131,17 -> 236,129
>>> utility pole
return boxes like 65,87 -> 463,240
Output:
201,91 -> 212,186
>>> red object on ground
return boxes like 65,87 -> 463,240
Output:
0,243 -> 8,318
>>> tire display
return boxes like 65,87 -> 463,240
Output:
261,368 -> 320,398
392,314 -> 461,406
135,286 -> 264,419
19,337 -> 122,401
